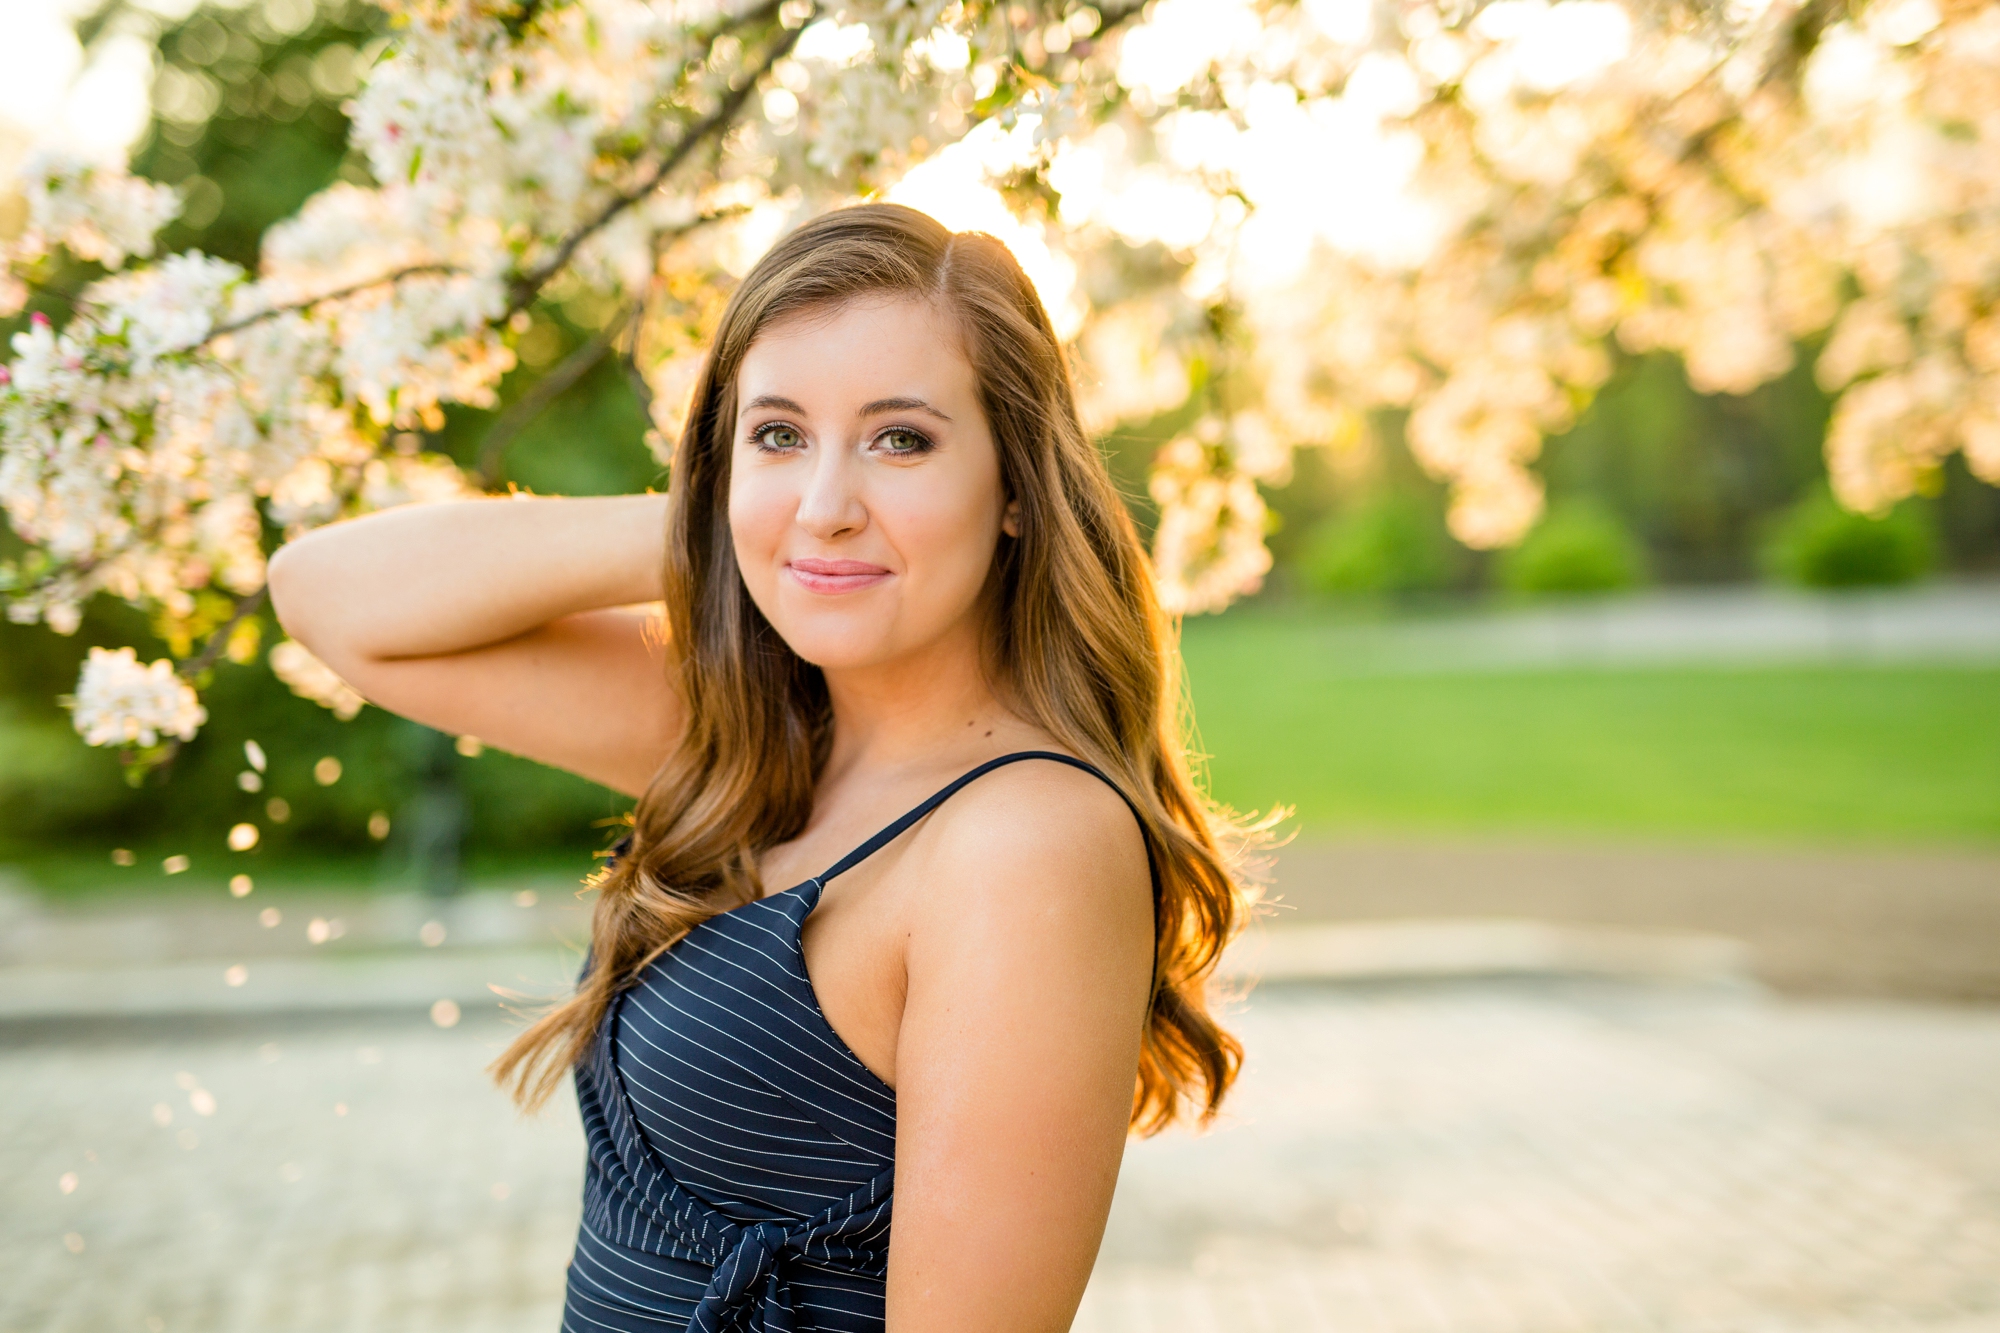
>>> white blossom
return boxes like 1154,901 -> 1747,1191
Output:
68,646 -> 208,747
92,254 -> 245,370
5,150 -> 183,281
6,0 -> 2000,756
1146,436 -> 1274,615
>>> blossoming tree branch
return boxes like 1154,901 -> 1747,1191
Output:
2,0 -> 1995,759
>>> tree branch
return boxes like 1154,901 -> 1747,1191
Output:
621,327 -> 656,429
507,6 -> 805,313
201,263 -> 463,344
1759,0 -> 1844,92
502,0 -> 547,38
151,10 -> 789,360
178,585 -> 270,680
473,307 -> 635,488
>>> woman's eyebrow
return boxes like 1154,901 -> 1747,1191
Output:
859,396 -> 952,422
740,393 -> 809,417
739,393 -> 953,423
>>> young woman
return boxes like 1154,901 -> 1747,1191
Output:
268,203 -> 1267,1332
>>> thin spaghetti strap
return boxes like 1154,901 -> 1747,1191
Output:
812,749 -> 1154,890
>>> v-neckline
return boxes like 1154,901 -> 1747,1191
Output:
729,878 -> 898,1100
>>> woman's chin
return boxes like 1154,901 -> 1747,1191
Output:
770,620 -> 902,672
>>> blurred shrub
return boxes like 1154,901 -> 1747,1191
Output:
1536,352 -> 1829,583
1301,493 -> 1454,597
1763,490 -> 1937,588
1500,505 -> 1647,595
0,705 -> 138,835
0,611 -> 621,865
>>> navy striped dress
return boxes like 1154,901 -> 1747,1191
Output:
562,750 -> 1150,1333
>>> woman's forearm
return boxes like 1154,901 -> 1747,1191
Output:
268,492 -> 670,664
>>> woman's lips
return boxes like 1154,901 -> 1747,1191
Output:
786,558 -> 892,594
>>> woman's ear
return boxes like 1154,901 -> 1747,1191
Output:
1001,496 -> 1021,538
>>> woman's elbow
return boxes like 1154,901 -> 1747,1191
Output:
265,535 -> 333,651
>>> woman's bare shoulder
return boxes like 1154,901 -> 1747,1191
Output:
908,755 -> 1153,939
884,753 -> 1157,1330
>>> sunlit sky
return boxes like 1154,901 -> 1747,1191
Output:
887,0 -> 1642,306
0,0 -> 179,165
886,116 -> 1088,339
6,0 -> 1906,314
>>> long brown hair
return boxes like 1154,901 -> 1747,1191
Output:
493,202 -> 1279,1134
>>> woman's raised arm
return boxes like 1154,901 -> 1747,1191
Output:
266,493 -> 684,797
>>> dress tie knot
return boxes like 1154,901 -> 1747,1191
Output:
689,1220 -> 798,1333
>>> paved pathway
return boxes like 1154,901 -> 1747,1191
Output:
1082,982 -> 2000,1333
1241,581 -> 2000,674
1269,840 -> 2000,1001
5,1012 -> 581,1333
9,976 -> 2000,1333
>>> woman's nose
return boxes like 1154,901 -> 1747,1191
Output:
793,443 -> 867,539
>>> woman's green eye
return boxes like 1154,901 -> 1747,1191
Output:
758,425 -> 802,450
879,428 -> 928,453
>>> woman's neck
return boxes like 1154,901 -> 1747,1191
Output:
815,617 -> 1040,786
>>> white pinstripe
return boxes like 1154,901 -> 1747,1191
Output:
562,751 -> 1145,1332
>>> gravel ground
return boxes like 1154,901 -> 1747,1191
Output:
10,976 -> 2000,1333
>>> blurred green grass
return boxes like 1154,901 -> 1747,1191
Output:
8,612 -> 1997,902
1181,615 -> 2000,845
7,848 -> 602,902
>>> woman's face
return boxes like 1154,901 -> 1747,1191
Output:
728,295 -> 1018,672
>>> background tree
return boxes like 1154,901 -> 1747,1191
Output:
1,0 -> 1995,828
